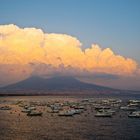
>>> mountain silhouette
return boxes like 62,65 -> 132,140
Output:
1,76 -> 113,91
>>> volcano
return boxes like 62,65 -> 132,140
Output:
1,76 -> 113,92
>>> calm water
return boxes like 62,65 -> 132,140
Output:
0,95 -> 140,140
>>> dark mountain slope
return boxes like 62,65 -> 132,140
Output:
1,76 -> 113,91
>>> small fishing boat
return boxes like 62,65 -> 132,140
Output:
129,100 -> 140,104
95,106 -> 110,110
128,111 -> 140,118
120,106 -> 137,111
27,111 -> 42,116
95,112 -> 112,117
58,110 -> 74,116
0,106 -> 12,110
98,109 -> 115,114
28,106 -> 36,110
21,109 -> 31,113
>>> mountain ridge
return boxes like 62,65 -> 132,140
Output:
1,76 -> 114,91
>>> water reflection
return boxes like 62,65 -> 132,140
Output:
0,96 -> 140,140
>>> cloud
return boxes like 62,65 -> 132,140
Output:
0,64 -> 32,86
0,24 -> 139,86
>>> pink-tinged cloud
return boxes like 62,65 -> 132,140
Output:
0,24 -> 139,86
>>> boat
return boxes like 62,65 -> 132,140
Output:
120,106 -> 137,111
73,109 -> 83,114
21,109 -> 31,113
127,103 -> 139,107
128,111 -> 140,118
129,100 -> 140,104
27,111 -> 42,116
0,106 -> 12,110
70,109 -> 83,114
58,110 -> 74,116
98,109 -> 115,114
95,112 -> 112,117
74,105 -> 85,110
95,106 -> 110,110
28,106 -> 36,110
108,99 -> 122,103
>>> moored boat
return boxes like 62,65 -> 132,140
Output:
95,112 -> 112,117
58,110 -> 74,116
120,106 -> 137,111
128,111 -> 140,118
21,109 -> 31,113
27,111 -> 42,116
0,106 -> 12,110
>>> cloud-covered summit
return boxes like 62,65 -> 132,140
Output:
0,24 -> 139,87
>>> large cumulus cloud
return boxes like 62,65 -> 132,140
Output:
0,24 -> 139,86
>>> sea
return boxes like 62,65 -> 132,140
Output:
0,94 -> 140,140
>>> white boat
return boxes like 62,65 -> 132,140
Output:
120,106 -> 137,111
128,103 -> 139,107
27,111 -> 42,116
21,109 -> 31,113
58,110 -> 74,116
74,106 -> 85,109
129,100 -> 140,104
95,106 -> 110,110
128,111 -> 140,118
98,109 -> 115,114
69,109 -> 83,114
95,112 -> 112,117
28,106 -> 36,110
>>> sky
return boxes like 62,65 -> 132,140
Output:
0,0 -> 140,90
